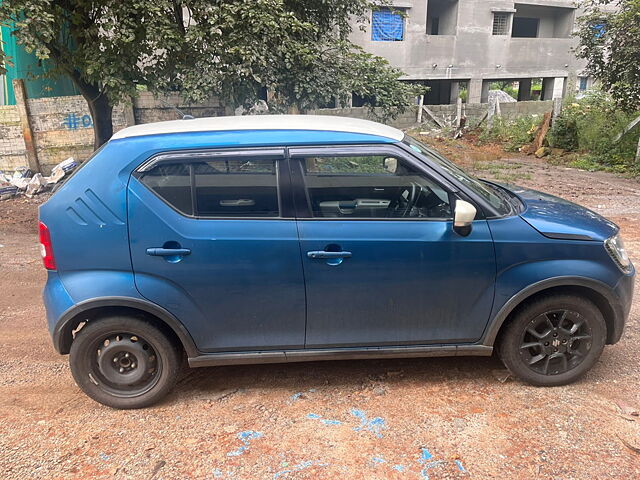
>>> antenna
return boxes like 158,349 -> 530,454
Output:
157,97 -> 195,119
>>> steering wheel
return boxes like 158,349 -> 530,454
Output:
401,183 -> 421,218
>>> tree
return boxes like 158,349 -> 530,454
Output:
0,1 -> 418,149
575,0 -> 640,113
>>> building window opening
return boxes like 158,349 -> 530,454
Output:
372,8 -> 405,42
492,13 -> 510,36
578,77 -> 589,91
426,0 -> 459,36
513,4 -> 574,38
512,17 -> 539,37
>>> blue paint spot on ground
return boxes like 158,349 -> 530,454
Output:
99,453 -> 110,461
291,392 -> 303,401
420,448 -> 433,462
455,460 -> 466,472
393,464 -> 406,472
306,413 -> 342,425
350,409 -> 386,438
273,460 -> 329,479
227,430 -> 263,457
372,456 -> 386,465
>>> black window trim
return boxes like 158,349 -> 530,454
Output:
133,147 -> 294,220
287,144 -> 462,222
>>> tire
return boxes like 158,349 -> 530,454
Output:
498,295 -> 606,386
69,316 -> 181,409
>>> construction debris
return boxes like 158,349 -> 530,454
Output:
0,157 -> 78,200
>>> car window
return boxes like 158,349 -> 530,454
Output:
138,157 -> 280,218
300,155 -> 451,219
194,158 -> 279,217
402,134 -> 512,216
139,163 -> 193,215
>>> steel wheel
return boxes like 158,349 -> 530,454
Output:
88,332 -> 162,398
519,309 -> 593,376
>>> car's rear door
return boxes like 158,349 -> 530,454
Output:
289,145 -> 496,348
127,148 -> 306,352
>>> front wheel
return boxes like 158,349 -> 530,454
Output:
69,316 -> 181,409
498,295 -> 606,386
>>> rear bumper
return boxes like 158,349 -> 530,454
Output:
43,271 -> 76,350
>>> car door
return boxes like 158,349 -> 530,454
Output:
127,148 -> 306,352
289,145 -> 496,348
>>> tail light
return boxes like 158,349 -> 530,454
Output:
39,221 -> 56,270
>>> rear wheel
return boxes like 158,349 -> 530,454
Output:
69,316 -> 181,409
498,295 -> 606,386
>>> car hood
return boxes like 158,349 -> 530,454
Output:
507,185 -> 618,242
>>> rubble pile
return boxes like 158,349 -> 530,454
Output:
0,158 -> 78,200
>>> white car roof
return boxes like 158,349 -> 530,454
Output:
111,114 -> 404,141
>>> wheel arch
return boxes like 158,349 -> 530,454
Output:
483,277 -> 623,347
54,297 -> 199,357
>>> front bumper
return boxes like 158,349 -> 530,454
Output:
609,264 -> 635,344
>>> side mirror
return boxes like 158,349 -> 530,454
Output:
453,200 -> 477,236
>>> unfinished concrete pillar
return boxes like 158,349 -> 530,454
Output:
542,78 -> 556,101
468,79 -> 483,104
449,81 -> 460,104
553,77 -> 566,99
480,80 -> 490,104
517,79 -> 532,101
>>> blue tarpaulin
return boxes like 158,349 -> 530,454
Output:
372,9 -> 404,41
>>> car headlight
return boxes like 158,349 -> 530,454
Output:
605,233 -> 632,272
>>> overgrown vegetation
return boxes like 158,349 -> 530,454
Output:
576,0 -> 640,114
476,92 -> 640,174
478,115 -> 540,152
548,92 -> 640,173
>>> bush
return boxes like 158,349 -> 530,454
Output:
549,91 -> 639,172
478,115 -> 539,152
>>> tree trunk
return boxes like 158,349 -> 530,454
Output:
69,72 -> 114,149
86,94 -> 113,149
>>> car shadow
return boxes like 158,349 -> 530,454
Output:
167,354 -> 507,405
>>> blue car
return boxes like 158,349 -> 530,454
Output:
39,116 -> 635,409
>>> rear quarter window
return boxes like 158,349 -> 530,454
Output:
138,157 -> 280,218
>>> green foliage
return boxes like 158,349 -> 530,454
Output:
549,92 -> 639,171
576,0 -> 640,113
0,0 -> 417,145
479,115 -> 539,152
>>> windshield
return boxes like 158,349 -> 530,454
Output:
402,134 -> 512,216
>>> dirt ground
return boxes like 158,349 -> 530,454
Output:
1,152 -> 639,479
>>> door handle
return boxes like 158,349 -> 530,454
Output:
307,251 -> 352,259
146,247 -> 191,256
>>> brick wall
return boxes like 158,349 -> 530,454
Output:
0,92 -> 552,174
0,106 -> 28,171
308,100 -> 554,130
0,92 -> 222,174
133,92 -> 225,124
25,96 -> 128,174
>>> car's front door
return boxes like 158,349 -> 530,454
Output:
289,145 -> 496,348
128,149 -> 306,352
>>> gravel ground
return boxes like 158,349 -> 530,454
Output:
0,155 -> 639,479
